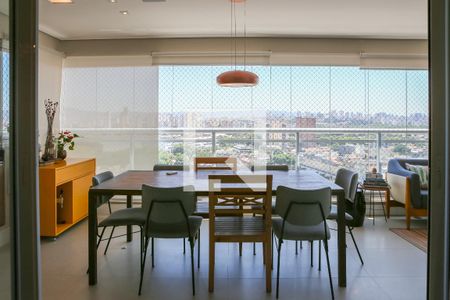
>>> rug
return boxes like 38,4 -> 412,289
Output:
390,228 -> 428,253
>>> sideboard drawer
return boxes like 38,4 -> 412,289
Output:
55,159 -> 95,185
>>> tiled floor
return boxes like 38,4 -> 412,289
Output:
39,204 -> 427,300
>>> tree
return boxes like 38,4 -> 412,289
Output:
271,150 -> 295,166
393,144 -> 411,155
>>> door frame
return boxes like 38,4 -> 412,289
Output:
428,0 -> 450,299
10,0 -> 41,299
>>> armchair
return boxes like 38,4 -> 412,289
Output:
386,158 -> 428,229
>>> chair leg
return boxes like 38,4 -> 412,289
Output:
107,201 -> 112,214
140,227 -> 143,267
300,241 -> 303,249
318,240 -> 322,271
253,242 -> 256,255
263,242 -> 266,265
183,238 -> 186,255
189,239 -> 196,296
323,239 -> 335,300
271,231 -> 274,270
104,226 -> 115,255
276,239 -> 283,299
197,230 -> 201,269
348,225 -> 364,265
151,238 -> 155,268
310,241 -> 313,267
239,242 -> 243,256
138,237 -> 150,295
97,227 -> 106,249
295,241 -> 298,255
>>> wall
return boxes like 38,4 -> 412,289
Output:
60,37 -> 428,69
38,32 -> 64,147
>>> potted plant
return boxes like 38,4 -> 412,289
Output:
56,131 -> 79,160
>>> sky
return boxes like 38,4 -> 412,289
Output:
60,64 -> 429,129
158,65 -> 428,116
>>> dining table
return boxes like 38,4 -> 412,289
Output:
87,169 -> 347,287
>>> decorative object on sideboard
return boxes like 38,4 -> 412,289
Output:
56,130 -> 79,160
41,99 -> 58,162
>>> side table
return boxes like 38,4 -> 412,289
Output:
360,184 -> 390,225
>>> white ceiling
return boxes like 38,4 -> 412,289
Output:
39,0 -> 428,41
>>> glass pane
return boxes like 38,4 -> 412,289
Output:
0,0 -> 11,298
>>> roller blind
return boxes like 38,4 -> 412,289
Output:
63,55 -> 153,68
360,53 -> 428,70
151,51 -> 271,66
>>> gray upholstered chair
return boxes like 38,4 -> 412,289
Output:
251,164 -> 290,255
153,164 -> 188,171
92,171 -> 146,256
153,164 -> 190,254
273,186 -> 334,299
327,168 -> 364,265
139,185 -> 202,296
251,164 -> 289,172
92,171 -> 114,214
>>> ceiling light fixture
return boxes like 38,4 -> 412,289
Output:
109,0 -> 117,3
217,0 -> 258,88
48,0 -> 73,3
120,10 -> 129,15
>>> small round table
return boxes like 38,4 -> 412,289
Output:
360,184 -> 390,225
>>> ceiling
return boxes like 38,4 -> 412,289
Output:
39,0 -> 428,41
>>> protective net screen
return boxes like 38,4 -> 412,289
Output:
61,65 -> 428,178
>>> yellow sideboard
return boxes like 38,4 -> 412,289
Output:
39,158 -> 96,237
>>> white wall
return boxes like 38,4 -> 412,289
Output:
38,33 -> 64,148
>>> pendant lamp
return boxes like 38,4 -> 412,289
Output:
217,0 -> 259,87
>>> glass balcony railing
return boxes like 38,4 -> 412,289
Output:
66,127 -> 428,180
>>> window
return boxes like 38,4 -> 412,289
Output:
61,64 -> 428,177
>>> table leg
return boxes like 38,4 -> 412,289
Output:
372,192 -> 375,225
127,195 -> 133,242
88,190 -> 97,285
385,189 -> 391,218
337,191 -> 347,287
379,191 -> 388,222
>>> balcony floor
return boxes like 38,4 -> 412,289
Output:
40,204 -> 427,300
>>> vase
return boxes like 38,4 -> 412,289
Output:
57,149 -> 67,160
42,119 -> 56,161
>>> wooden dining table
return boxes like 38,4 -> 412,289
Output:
87,169 -> 347,287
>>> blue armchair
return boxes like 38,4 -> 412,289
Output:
386,158 -> 428,229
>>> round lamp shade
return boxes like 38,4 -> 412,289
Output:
216,70 -> 259,87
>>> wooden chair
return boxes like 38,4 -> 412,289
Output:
194,157 -> 238,172
193,157 -> 238,218
208,174 -> 273,293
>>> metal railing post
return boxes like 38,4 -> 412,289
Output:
296,131 -> 300,170
376,131 -> 382,172
212,130 -> 216,155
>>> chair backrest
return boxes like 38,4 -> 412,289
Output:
275,186 -> 331,226
335,168 -> 358,202
153,164 -> 187,171
251,164 -> 289,172
194,157 -> 237,172
208,174 -> 272,216
141,185 -> 196,224
92,171 -> 114,207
